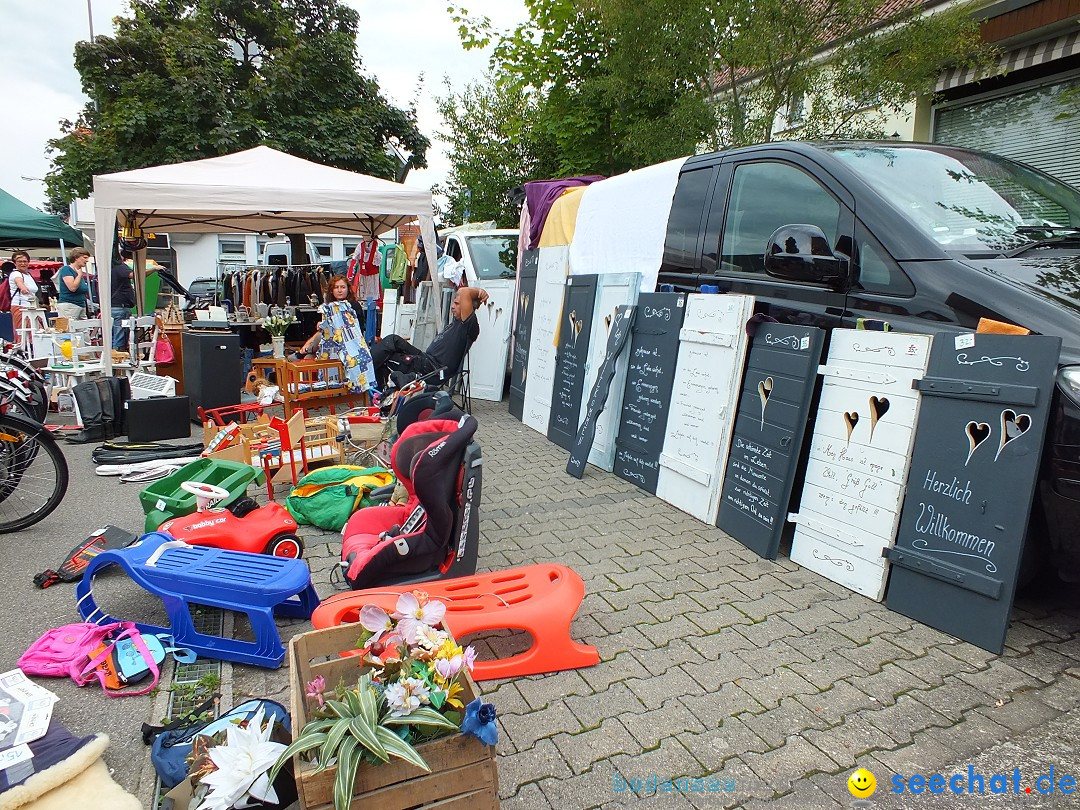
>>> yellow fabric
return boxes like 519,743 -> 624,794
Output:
538,187 -> 587,247
976,317 -> 1030,336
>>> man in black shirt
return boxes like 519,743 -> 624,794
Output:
111,251 -> 138,350
372,286 -> 488,390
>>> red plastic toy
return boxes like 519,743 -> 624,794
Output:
157,482 -> 304,558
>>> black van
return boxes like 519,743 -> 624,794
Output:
656,141 -> 1080,582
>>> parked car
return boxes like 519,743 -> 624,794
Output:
654,141 -> 1080,582
442,228 -> 519,401
184,277 -> 220,309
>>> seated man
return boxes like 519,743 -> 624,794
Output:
372,286 -> 489,390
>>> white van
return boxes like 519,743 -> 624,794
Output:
442,228 -> 519,401
261,239 -> 324,265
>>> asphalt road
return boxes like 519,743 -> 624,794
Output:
0,432 -> 165,803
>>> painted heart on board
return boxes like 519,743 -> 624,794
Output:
757,377 -> 773,430
868,396 -> 890,443
965,420 -> 991,466
995,409 -> 1032,461
843,411 -> 859,444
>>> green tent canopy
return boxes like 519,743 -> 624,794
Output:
0,187 -> 84,249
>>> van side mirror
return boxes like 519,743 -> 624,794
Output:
764,224 -> 849,286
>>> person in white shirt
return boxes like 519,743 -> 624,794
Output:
8,251 -> 39,347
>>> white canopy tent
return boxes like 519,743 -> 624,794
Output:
92,145 -> 439,372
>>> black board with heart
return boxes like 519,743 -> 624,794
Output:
886,331 -> 1062,653
509,250 -> 539,422
716,322 -> 825,559
547,274 -> 598,450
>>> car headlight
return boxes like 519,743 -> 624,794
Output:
1058,366 -> 1080,405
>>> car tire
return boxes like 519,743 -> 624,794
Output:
265,533 -> 304,559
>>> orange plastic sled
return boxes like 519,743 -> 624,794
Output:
312,564 -> 599,681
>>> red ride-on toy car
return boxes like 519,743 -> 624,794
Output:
157,481 -> 305,558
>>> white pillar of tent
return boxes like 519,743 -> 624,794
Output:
92,204 -> 117,374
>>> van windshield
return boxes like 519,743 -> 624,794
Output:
465,235 -> 519,280
827,145 -> 1080,254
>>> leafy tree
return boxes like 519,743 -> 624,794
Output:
450,0 -> 715,178
46,0 -> 428,205
436,75 -> 558,225
709,0 -> 994,147
445,0 -> 992,197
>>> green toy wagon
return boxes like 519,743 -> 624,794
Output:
139,458 -> 265,533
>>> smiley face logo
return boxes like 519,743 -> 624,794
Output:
848,768 -> 876,798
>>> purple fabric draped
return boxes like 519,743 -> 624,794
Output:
524,176 -> 605,249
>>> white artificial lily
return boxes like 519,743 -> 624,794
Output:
195,707 -> 287,810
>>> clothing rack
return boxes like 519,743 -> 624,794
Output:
217,263 -> 336,310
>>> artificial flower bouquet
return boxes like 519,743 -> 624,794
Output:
182,706 -> 293,810
262,312 -> 296,338
276,592 -> 498,810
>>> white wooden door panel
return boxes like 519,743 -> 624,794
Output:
790,331 -> 932,600
655,294 -> 754,524
522,247 -> 569,434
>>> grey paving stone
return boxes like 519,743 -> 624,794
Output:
887,623 -> 957,656
681,655 -> 759,694
908,674 -> 999,723
739,697 -> 832,748
678,719 -> 769,771
862,693 -> 952,746
631,638 -> 708,678
643,593 -> 706,624
797,679 -> 879,726
515,669 -> 594,710
869,728 -> 961,778
790,650 -> 869,690
686,604 -> 754,635
729,573 -> 794,602
626,666 -> 708,710
566,681 -> 647,728
738,666 -> 820,710
973,690 -> 1062,736
1005,645 -> 1076,684
851,662 -> 930,706
640,615 -> 709,648
833,612 -> 905,645
784,625 -> 858,662
955,658 -> 1044,699
684,756 -> 777,807
552,716 -> 641,775
579,650 -> 652,692
626,700 -> 709,749
732,613 -> 805,647
609,736 -> 706,784
499,781 -> 552,810
686,627 -> 758,661
495,737 -> 573,798
501,700 -> 584,749
679,682 -> 764,728
743,734 -> 842,793
732,640 -> 812,678
729,592 -> 807,623
1032,674 -> 1080,712
804,714 -> 896,770
931,713 -> 1012,760
1002,621 -> 1067,652
894,645 -> 980,687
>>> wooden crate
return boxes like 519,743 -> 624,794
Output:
289,623 -> 500,810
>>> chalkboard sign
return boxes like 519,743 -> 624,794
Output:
885,332 -> 1061,653
523,246 -> 569,435
656,293 -> 755,524
579,273 -> 641,471
789,331 -> 932,600
568,305 -> 636,478
614,293 -> 686,493
509,249 -> 539,421
717,324 -> 825,559
547,275 -> 598,450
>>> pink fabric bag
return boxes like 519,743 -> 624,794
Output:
18,621 -> 158,697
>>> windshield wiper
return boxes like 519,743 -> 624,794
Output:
1004,228 -> 1080,258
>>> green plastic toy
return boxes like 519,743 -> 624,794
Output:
139,458 -> 265,533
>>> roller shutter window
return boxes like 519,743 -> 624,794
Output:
934,76 -> 1080,191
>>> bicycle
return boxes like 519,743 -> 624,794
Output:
0,387 -> 69,533
0,344 -> 49,423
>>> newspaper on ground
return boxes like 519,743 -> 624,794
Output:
0,669 -> 58,766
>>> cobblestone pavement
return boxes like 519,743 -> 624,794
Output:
239,399 -> 1080,810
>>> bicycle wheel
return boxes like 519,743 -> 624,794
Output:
5,381 -> 48,424
0,413 -> 69,532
